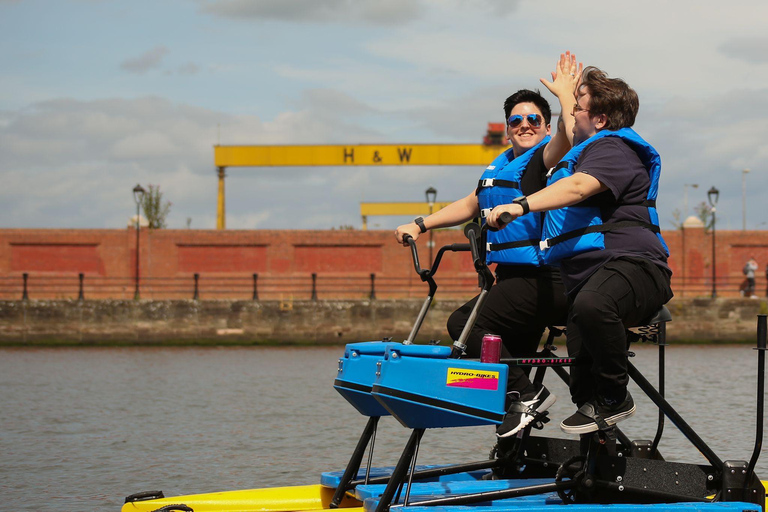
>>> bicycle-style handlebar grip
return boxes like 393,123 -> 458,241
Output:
499,211 -> 513,225
463,222 -> 482,266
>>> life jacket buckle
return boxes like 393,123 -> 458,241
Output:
480,208 -> 492,219
481,178 -> 495,188
539,239 -> 550,250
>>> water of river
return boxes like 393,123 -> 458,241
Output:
0,344 -> 765,511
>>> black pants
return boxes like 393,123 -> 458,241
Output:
566,258 -> 673,406
745,278 -> 756,297
447,266 -> 568,394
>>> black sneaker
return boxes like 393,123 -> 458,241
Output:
560,392 -> 636,435
496,384 -> 556,438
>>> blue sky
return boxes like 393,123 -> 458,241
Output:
1,0 -> 767,230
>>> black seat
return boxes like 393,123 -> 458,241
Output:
643,305 -> 672,325
627,305 -> 671,344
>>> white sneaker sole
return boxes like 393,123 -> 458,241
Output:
497,392 -> 557,438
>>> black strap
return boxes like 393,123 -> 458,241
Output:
512,196 -> 530,215
545,220 -> 660,248
488,238 -> 540,251
476,178 -> 520,194
576,402 -> 611,431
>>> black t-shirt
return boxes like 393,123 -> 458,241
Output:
559,137 -> 671,293
519,145 -> 548,196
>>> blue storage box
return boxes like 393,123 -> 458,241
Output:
371,344 -> 507,429
334,341 -> 401,417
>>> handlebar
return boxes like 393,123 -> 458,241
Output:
403,233 -> 469,282
401,233 -> 470,345
449,213 -> 512,358
403,212 -> 513,354
402,234 -> 424,277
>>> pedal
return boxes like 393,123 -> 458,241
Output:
596,427 -> 616,444
531,411 -> 551,430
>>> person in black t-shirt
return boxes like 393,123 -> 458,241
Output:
395,52 -> 581,438
487,66 -> 673,435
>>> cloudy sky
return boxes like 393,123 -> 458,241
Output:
1,0 -> 767,231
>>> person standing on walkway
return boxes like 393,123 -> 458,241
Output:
743,258 -> 758,298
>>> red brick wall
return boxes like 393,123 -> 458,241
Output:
1,226 -> 767,300
664,227 -> 768,297
177,244 -> 268,273
11,243 -> 105,274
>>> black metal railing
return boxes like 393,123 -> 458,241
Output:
0,272 -> 483,301
0,273 -> 765,301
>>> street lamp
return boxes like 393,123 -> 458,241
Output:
133,184 -> 146,300
742,169 -> 750,230
707,186 -> 719,298
425,186 -> 437,266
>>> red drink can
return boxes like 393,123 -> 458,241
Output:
480,334 -> 502,363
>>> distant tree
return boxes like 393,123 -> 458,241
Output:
693,201 -> 713,231
670,208 -> 682,230
141,184 -> 172,229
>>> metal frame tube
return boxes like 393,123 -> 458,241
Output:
374,429 -> 424,512
628,361 -> 723,468
746,315 -> 766,480
330,416 -> 380,508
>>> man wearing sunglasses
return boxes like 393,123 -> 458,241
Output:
487,66 -> 673,435
395,52 -> 580,438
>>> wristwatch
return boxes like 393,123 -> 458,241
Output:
413,217 -> 427,233
512,196 -> 530,215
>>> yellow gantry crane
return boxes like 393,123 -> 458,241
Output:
212,124 -> 509,229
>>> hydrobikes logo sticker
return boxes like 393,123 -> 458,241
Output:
446,368 -> 499,390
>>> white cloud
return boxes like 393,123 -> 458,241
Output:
719,37 -> 768,64
198,0 -> 424,25
3,0 -> 768,231
120,46 -> 170,74
176,62 -> 200,75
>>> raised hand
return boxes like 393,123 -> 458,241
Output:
540,51 -> 583,99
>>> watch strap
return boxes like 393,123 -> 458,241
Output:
513,196 -> 530,215
414,217 -> 427,233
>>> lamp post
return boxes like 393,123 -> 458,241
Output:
742,169 -> 750,231
133,184 -> 146,300
707,186 -> 719,298
425,186 -> 437,266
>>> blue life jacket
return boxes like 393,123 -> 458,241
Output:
540,128 -> 668,264
477,136 -> 549,266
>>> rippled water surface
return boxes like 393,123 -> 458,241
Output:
0,345 -> 765,511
